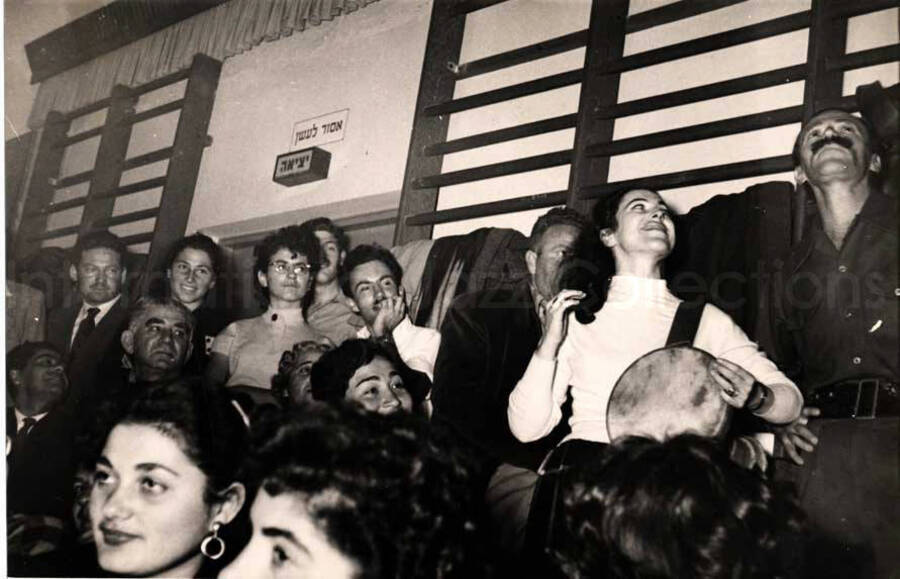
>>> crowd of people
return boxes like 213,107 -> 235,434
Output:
5,107 -> 897,578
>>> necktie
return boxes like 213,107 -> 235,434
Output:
69,307 -> 100,361
11,416 -> 37,455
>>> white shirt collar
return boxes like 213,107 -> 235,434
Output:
14,408 -> 49,433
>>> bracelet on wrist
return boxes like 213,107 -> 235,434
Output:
746,381 -> 770,413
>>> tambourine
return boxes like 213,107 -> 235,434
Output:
606,345 -> 731,442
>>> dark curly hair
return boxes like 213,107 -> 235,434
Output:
83,378 -> 248,505
252,225 -> 322,316
271,340 -> 334,404
240,405 -> 490,578
165,233 -> 224,276
554,435 -> 806,579
310,338 -> 428,407
339,244 -> 403,298
298,217 -> 350,253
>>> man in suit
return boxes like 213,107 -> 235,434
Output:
6,342 -> 76,531
47,231 -> 130,414
431,208 -> 591,554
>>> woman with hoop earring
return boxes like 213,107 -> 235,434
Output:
85,378 -> 248,578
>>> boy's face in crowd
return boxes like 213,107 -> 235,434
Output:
347,260 -> 400,327
168,248 -> 216,308
313,230 -> 345,287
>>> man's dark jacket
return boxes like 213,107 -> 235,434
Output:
6,405 -> 77,519
47,297 -> 129,414
431,281 -> 569,471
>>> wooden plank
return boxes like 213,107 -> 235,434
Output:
424,114 -> 577,156
54,168 -> 95,189
96,207 -> 159,228
567,0 -> 629,215
27,196 -> 88,217
15,112 -> 71,257
626,0 -> 746,34
94,176 -> 168,200
601,11 -> 811,75
827,44 -> 900,73
414,149 -> 572,189
579,155 -> 795,199
128,68 -> 192,97
830,0 -> 898,19
455,30 -> 588,80
425,69 -> 582,117
125,99 -> 185,127
596,64 -> 807,120
450,0 -> 508,17
120,231 -> 155,246
29,224 -> 81,242
122,147 -> 175,171
55,126 -> 103,149
142,54 -> 222,292
587,105 -> 803,158
78,85 -> 139,238
406,190 -> 568,226
59,97 -> 112,122
393,1 -> 466,244
26,1 -> 227,83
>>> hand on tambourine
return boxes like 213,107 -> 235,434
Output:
729,435 -> 768,472
774,406 -> 820,465
371,287 -> 407,338
535,289 -> 584,360
710,358 -> 754,408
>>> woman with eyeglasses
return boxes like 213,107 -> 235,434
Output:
205,226 -> 327,390
164,233 -> 233,375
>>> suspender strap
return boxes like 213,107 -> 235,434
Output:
665,300 -> 705,347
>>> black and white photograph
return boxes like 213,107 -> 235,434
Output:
3,0 -> 898,577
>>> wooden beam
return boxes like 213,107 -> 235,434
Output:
393,0 -> 466,245
15,112 -> 71,257
566,0 -> 629,215
78,85 -> 139,239
141,54 -> 222,293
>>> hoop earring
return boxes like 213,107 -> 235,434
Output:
200,522 -> 225,560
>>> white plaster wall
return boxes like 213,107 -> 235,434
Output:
433,0 -> 899,238
185,0 -> 432,234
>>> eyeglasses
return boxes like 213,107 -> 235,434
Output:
269,261 -> 312,276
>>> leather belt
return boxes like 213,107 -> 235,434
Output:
807,378 -> 900,419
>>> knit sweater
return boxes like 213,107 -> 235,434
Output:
508,276 -> 801,444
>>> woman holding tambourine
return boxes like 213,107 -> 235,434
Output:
508,188 -> 803,456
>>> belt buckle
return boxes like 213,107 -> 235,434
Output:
853,378 -> 879,419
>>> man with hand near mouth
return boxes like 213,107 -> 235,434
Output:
119,296 -> 195,387
764,109 -> 898,578
341,244 -> 440,382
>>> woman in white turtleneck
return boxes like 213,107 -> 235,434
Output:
205,226 -> 327,390
508,188 -> 803,446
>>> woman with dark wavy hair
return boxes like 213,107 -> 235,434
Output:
86,379 -> 248,578
554,434 -> 806,579
310,338 -> 429,416
221,405 -> 489,578
206,225 -> 327,390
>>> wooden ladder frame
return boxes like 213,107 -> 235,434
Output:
14,54 -> 222,293
393,0 -> 899,245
